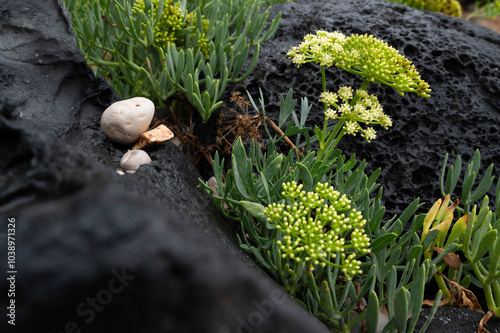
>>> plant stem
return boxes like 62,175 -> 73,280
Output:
484,284 -> 498,315
265,116 -> 303,158
470,261 -> 500,314
89,57 -> 121,67
434,272 -> 451,299
316,79 -> 371,162
355,80 -> 372,101
321,65 -> 327,111
492,280 -> 500,310
319,65 -> 329,150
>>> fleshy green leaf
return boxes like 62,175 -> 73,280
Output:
408,263 -> 426,332
472,229 -> 497,263
444,214 -> 469,248
240,201 -> 267,222
296,162 -> 314,192
263,154 -> 284,182
319,280 -> 335,319
372,233 -> 398,254
422,228 -> 440,251
394,287 -> 408,332
366,291 -> 379,333
399,198 -> 422,229
419,290 -> 442,333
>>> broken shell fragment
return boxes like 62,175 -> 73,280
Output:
101,97 -> 155,145
132,124 -> 174,150
120,149 -> 152,174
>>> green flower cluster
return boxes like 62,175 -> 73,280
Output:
320,86 -> 392,142
287,30 -> 431,97
339,34 -> 431,97
287,30 -> 346,67
132,0 -> 210,56
264,181 -> 370,279
386,0 -> 462,17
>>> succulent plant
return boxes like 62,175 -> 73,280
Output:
384,0 -> 462,17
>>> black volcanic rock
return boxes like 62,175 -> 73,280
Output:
415,306 -> 500,333
229,0 -> 500,216
0,1 -> 329,332
0,97 -> 329,333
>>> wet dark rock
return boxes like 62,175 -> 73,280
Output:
0,101 -> 328,333
0,1 -> 328,332
229,0 -> 500,216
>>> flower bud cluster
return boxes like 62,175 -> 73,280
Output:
398,0 -> 462,17
335,33 -> 430,97
286,30 -> 347,67
265,181 -> 370,279
132,0 -> 210,56
287,30 -> 431,98
320,86 -> 392,142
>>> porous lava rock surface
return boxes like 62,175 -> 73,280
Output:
414,306 -> 500,333
229,0 -> 500,216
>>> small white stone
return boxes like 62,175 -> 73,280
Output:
120,149 -> 152,174
101,97 -> 155,145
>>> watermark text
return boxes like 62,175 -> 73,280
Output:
6,218 -> 17,326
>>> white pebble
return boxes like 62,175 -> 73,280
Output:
101,97 -> 155,145
120,150 -> 152,174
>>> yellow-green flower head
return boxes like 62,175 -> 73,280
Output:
336,33 -> 431,97
319,91 -> 338,106
287,30 -> 347,67
441,1 -> 462,17
399,0 -> 462,17
288,31 -> 431,98
320,86 -> 392,142
264,181 -> 370,279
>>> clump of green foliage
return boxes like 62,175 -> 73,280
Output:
431,151 -> 500,317
201,25 -> 500,330
384,0 -> 463,16
132,0 -> 210,56
467,0 -> 500,21
200,30 -> 442,332
63,0 -> 281,121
